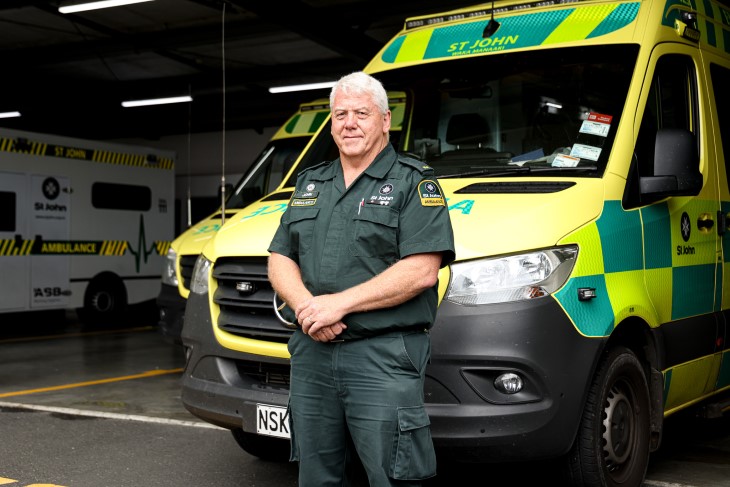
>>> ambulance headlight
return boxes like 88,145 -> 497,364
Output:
190,255 -> 212,295
161,248 -> 178,286
446,246 -> 578,306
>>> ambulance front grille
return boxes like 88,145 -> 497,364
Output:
236,361 -> 291,387
212,257 -> 293,343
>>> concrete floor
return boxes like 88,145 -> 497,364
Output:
0,307 -> 728,487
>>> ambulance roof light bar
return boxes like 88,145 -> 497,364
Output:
404,0 -> 584,30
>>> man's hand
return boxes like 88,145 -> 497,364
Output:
296,294 -> 348,341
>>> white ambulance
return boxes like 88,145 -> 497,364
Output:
0,128 -> 175,325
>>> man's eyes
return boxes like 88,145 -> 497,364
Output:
334,110 -> 371,120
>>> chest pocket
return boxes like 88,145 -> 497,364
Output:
284,207 -> 319,256
349,206 -> 399,261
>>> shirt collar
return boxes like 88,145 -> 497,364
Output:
310,143 -> 396,182
362,143 -> 397,180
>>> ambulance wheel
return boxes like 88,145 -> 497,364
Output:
565,346 -> 651,487
231,428 -> 289,462
79,274 -> 128,326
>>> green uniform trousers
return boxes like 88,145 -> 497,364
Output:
287,329 -> 437,487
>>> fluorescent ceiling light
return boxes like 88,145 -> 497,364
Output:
0,111 -> 21,118
59,0 -> 155,14
269,81 -> 337,94
122,95 -> 192,108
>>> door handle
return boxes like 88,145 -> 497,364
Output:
697,213 -> 714,232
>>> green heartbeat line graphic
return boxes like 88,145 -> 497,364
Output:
127,214 -> 156,273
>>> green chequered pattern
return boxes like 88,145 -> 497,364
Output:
555,200 -> 645,336
381,3 -> 640,64
555,198 -> 724,337
597,201 -> 643,273
640,202 -> 673,269
672,265 -> 717,317
557,275 -> 614,336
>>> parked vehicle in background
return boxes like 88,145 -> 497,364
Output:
0,128 -> 175,326
156,99 -> 330,342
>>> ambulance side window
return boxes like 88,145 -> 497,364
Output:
626,55 -> 698,208
0,191 -> 16,231
709,63 -> 730,190
91,182 -> 152,211
635,55 -> 697,176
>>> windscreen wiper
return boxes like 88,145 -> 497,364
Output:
437,165 -> 598,179
437,166 -> 531,178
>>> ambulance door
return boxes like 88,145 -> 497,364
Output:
29,174 -> 71,309
0,171 -> 30,311
637,49 -> 721,407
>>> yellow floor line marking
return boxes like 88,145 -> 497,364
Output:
0,368 -> 183,398
0,479 -> 17,485
0,326 -> 154,345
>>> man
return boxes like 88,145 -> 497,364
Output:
268,71 -> 455,487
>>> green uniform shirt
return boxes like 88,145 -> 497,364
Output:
269,144 -> 455,340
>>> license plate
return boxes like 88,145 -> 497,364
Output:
256,404 -> 290,439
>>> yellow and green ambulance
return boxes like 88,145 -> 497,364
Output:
181,1 -> 729,485
156,99 -> 330,341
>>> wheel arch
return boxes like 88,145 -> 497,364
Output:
604,316 -> 665,451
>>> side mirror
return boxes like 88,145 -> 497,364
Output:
639,128 -> 702,198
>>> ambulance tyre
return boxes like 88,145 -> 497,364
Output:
79,273 -> 128,326
565,346 -> 651,487
231,428 -> 289,462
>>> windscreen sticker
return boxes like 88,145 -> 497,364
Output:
552,153 -> 581,167
579,112 -> 613,137
570,144 -> 602,161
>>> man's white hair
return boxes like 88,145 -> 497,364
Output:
329,72 -> 389,115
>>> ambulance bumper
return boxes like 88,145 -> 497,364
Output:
156,283 -> 186,344
180,291 -> 291,432
181,292 -> 605,462
426,297 -> 605,462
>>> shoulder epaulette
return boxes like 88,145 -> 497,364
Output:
398,154 -> 434,175
297,159 -> 334,176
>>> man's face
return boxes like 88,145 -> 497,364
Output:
331,91 -> 391,160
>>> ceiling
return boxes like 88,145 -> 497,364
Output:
0,0 -> 479,141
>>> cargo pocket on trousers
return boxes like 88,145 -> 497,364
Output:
388,405 -> 437,480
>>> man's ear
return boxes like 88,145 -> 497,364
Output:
383,110 -> 392,133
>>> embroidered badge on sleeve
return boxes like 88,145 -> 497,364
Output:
418,180 -> 445,207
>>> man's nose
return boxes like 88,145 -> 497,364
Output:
343,112 -> 359,127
